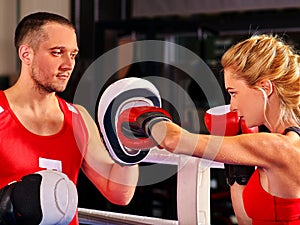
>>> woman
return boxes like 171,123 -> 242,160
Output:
151,34 -> 300,224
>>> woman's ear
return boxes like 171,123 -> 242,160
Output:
19,45 -> 33,65
258,79 -> 273,96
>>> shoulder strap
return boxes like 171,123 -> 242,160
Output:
283,126 -> 300,136
65,102 -> 78,114
0,91 -> 6,114
55,96 -> 78,114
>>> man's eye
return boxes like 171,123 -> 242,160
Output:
70,52 -> 78,59
52,51 -> 63,56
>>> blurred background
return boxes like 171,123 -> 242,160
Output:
1,1 -> 300,224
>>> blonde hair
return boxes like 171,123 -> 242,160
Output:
221,34 -> 300,127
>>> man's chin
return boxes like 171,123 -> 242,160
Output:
53,85 -> 67,93
56,89 -> 66,93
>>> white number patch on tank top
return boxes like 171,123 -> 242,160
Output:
39,157 -> 62,172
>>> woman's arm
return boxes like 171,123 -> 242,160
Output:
76,104 -> 139,205
230,184 -> 252,225
151,121 -> 293,169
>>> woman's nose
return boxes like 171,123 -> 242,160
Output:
229,101 -> 237,112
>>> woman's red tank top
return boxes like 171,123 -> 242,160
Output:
243,127 -> 300,225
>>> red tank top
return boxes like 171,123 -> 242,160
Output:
243,127 -> 300,224
243,170 -> 300,224
0,91 -> 88,224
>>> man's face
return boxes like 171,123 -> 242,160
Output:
30,23 -> 79,93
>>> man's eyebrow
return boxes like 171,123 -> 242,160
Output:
49,46 -> 65,50
49,46 -> 79,52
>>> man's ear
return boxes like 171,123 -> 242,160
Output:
19,45 -> 33,65
258,79 -> 273,96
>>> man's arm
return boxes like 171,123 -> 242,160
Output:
76,104 -> 139,205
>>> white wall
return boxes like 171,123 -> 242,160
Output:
0,0 -> 70,77
0,0 -> 17,76
19,0 -> 70,20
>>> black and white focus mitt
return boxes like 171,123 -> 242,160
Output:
97,77 -> 165,166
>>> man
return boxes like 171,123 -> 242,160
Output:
0,12 -> 138,224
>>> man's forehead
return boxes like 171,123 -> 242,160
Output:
40,24 -> 78,50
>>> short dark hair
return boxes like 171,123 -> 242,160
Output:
14,12 -> 75,51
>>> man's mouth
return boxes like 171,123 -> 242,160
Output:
56,73 -> 69,80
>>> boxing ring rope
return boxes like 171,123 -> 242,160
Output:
78,207 -> 178,225
78,148 -> 223,225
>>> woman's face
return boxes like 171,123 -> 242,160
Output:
224,68 -> 265,128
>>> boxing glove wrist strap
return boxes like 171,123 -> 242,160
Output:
224,164 -> 255,186
145,117 -> 172,137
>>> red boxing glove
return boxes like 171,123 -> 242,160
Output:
240,118 -> 259,134
226,118 -> 258,186
117,106 -> 172,150
204,105 -> 259,135
204,105 -> 239,136
204,105 -> 258,186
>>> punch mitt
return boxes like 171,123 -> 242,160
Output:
97,77 -> 162,166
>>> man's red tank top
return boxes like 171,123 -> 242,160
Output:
0,91 -> 88,224
243,127 -> 300,225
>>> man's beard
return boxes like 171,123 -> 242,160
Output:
31,69 -> 66,94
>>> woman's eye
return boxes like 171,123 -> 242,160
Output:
229,92 -> 236,97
